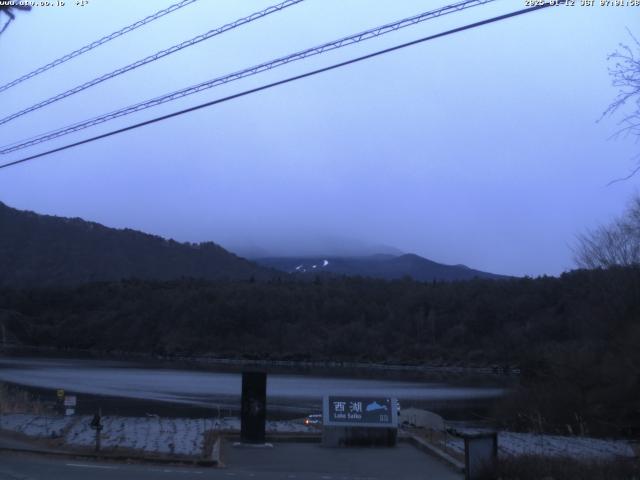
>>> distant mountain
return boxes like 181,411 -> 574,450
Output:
230,237 -> 404,259
0,202 -> 274,287
255,253 -> 507,282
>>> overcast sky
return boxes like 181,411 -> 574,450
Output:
0,0 -> 639,276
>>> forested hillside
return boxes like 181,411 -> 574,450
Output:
1,267 -> 638,436
256,253 -> 506,281
0,202 -> 273,286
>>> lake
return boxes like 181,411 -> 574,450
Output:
0,356 -> 509,420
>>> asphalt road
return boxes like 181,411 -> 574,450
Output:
0,442 -> 463,480
0,452 -> 208,480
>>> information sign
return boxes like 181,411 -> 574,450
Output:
323,396 -> 398,427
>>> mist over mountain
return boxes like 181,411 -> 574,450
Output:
0,201 -> 273,287
256,253 -> 507,282
0,201 -> 504,287
229,236 -> 405,259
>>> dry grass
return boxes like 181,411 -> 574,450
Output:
0,383 -> 45,415
496,454 -> 640,480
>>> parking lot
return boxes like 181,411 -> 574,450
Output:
221,441 -> 463,480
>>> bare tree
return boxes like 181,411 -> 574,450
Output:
0,5 -> 31,36
601,30 -> 640,183
575,194 -> 640,268
604,30 -> 640,136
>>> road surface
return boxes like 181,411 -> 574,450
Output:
0,442 -> 463,480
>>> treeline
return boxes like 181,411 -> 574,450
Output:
0,267 -> 638,436
0,201 -> 273,287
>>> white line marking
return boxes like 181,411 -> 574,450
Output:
66,463 -> 119,470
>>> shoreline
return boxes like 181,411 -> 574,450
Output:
0,344 -> 521,377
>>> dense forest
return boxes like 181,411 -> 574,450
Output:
1,267 -> 638,436
0,201 -> 274,286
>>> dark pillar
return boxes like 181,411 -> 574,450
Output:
464,432 -> 498,480
240,371 -> 267,444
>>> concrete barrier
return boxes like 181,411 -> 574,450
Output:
323,426 -> 397,447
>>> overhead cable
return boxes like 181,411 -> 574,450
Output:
0,0 -> 303,126
0,0 -> 495,154
0,2 -> 557,170
0,0 -> 198,93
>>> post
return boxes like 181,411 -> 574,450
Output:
464,432 -> 498,480
240,371 -> 266,444
90,408 -> 103,452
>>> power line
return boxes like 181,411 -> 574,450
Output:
0,2 -> 557,171
0,0 -> 198,93
0,0 -> 496,154
0,0 -> 304,126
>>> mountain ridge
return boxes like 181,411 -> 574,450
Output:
0,201 -> 274,287
0,201 -> 506,286
255,253 -> 507,282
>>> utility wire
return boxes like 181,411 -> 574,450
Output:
0,2 -> 557,171
0,0 -> 198,93
0,0 -> 303,126
0,0 -> 495,154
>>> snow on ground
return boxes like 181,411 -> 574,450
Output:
2,413 -> 633,461
268,420 -> 319,433
443,429 -> 636,460
0,414 -> 316,457
0,413 -> 74,438
64,416 -> 209,456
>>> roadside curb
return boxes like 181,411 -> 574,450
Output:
402,433 -> 465,473
266,434 -> 322,443
0,431 -> 319,467
0,445 -> 218,467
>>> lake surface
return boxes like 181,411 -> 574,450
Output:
0,357 -> 507,419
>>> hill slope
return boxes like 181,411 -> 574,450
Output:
0,202 -> 273,287
255,253 -> 506,282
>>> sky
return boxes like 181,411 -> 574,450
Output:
0,0 -> 639,277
